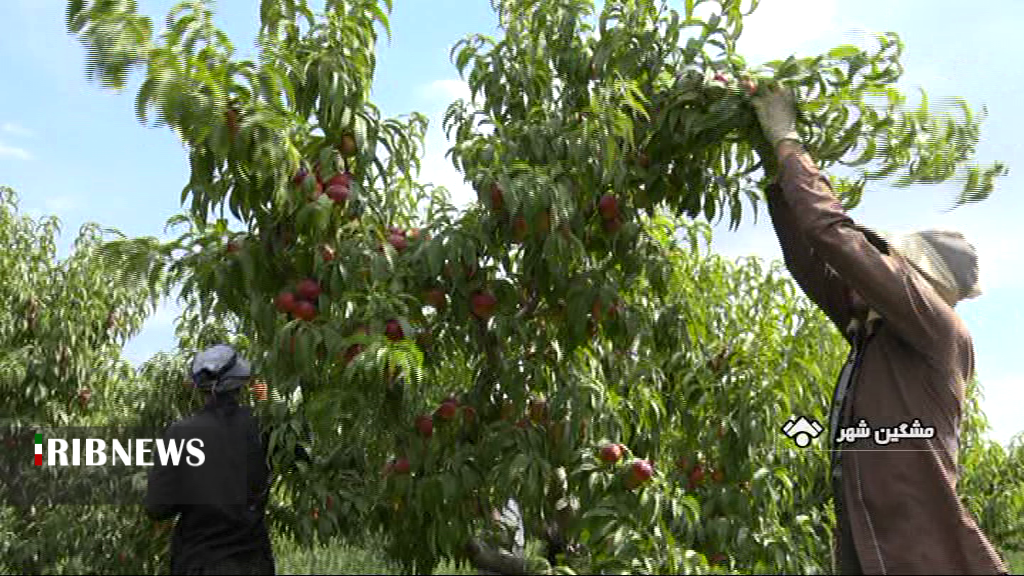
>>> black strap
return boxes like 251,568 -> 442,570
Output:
829,319 -> 881,481
828,346 -> 858,454
214,351 -> 238,381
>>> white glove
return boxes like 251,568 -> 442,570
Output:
751,83 -> 801,148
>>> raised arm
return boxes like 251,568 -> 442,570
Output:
765,179 -> 853,338
773,140 -> 956,356
752,83 -> 957,357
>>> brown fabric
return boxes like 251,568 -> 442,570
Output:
765,145 -> 1007,575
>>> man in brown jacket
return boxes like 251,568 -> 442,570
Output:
751,83 -> 1008,575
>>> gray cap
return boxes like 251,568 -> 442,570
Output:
190,344 -> 251,392
882,229 -> 982,303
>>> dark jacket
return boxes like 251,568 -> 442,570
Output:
145,394 -> 274,574
766,146 -> 1007,574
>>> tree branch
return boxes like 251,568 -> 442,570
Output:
513,283 -> 541,322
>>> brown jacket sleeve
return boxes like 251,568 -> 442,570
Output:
765,181 -> 853,340
773,143 -> 956,358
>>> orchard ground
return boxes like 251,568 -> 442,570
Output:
275,535 -> 1024,575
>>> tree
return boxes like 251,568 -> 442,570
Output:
40,0 -> 1018,574
0,186 -> 176,575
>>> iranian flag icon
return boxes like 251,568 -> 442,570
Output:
34,433 -> 42,466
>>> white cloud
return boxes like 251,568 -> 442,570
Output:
974,373 -> 1024,447
0,141 -> 32,160
418,130 -> 476,209
147,299 -> 182,328
413,78 -> 492,210
44,195 -> 79,214
733,0 -> 844,66
418,79 -> 473,105
2,123 -> 35,138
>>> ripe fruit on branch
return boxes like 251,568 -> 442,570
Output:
392,457 -> 410,475
293,301 -> 316,321
599,443 -> 623,463
535,209 -> 551,236
326,172 -> 352,189
339,133 -> 358,157
689,464 -> 705,488
437,401 -> 457,421
225,107 -> 240,138
416,415 -> 434,438
321,245 -> 336,262
385,319 -> 404,341
342,344 -> 363,365
740,76 -> 758,96
624,459 -> 654,490
292,167 -> 309,186
424,288 -> 447,310
602,216 -> 623,235
297,279 -> 322,301
275,292 -> 297,314
598,195 -> 620,220
529,397 -> 548,423
388,233 -> 408,252
548,419 -> 566,446
490,183 -> 505,211
632,459 -> 653,481
326,185 -> 350,204
591,298 -> 604,322
512,216 -> 528,242
471,291 -> 498,320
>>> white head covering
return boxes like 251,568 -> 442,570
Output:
879,228 -> 982,304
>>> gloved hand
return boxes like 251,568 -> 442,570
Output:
751,83 -> 801,149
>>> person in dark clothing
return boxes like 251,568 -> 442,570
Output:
751,82 -> 1007,575
146,344 -> 276,576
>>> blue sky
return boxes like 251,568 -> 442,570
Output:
1,1 -> 1020,446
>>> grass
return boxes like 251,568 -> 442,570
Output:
271,538 -> 1024,576
272,535 -> 480,575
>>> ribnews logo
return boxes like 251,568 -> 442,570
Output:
2,426 -> 242,507
32,432 -> 206,467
